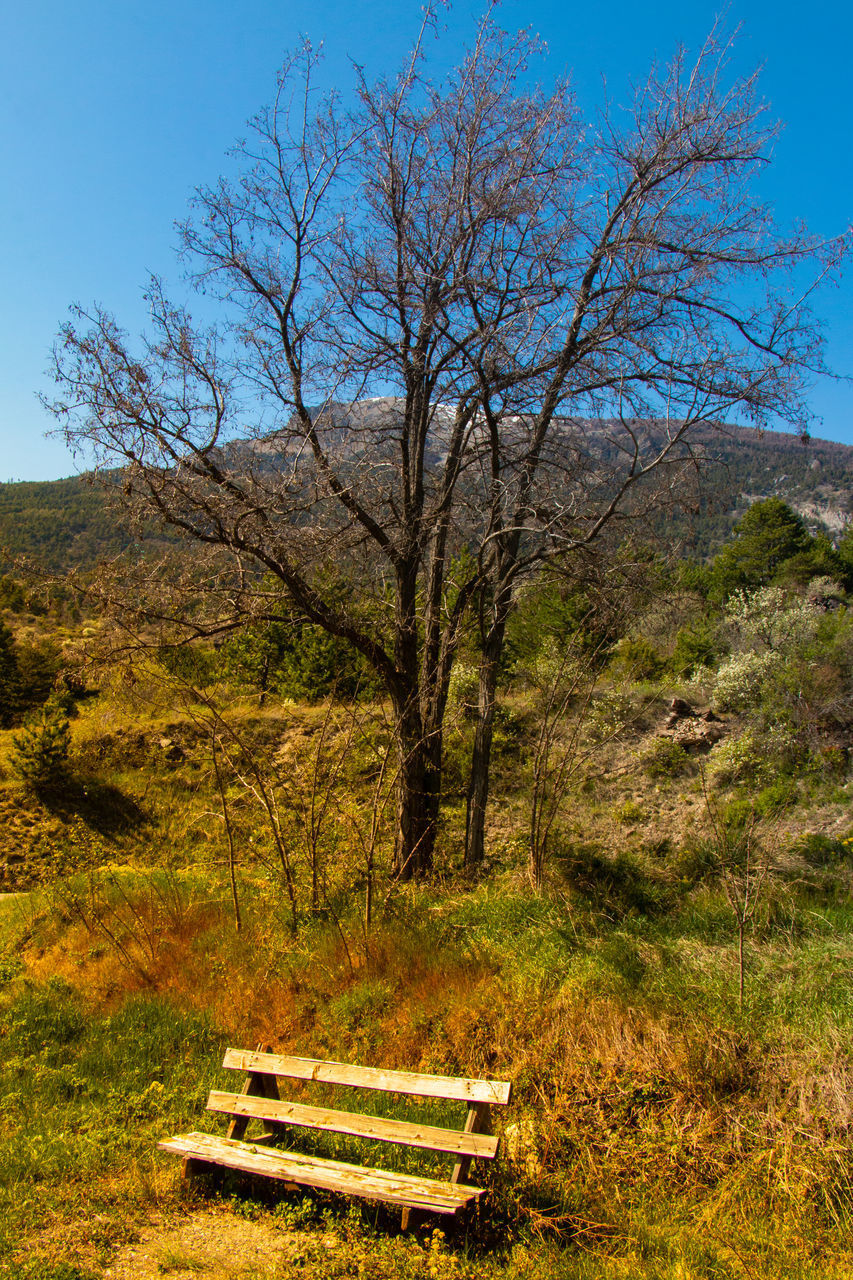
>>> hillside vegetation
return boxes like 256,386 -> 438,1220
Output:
2,500 -> 853,1279
2,422 -> 852,575
0,475 -> 177,574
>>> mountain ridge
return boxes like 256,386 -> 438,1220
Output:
2,418 -> 851,574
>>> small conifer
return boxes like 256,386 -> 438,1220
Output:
10,702 -> 71,789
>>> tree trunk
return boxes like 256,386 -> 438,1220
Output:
738,919 -> 745,1010
392,698 -> 441,881
464,627 -> 504,871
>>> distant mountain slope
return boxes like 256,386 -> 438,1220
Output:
0,476 -> 127,573
0,475 -> 176,574
1,421 -> 851,574
681,424 -> 853,558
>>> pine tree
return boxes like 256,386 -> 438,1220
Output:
10,703 -> 71,789
710,499 -> 814,599
0,623 -> 21,728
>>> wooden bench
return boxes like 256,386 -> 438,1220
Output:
158,1047 -> 512,1225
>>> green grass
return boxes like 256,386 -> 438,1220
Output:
3,875 -> 853,1278
0,980 -> 222,1274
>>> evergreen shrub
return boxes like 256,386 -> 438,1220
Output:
642,737 -> 692,778
793,832 -> 853,868
614,798 -> 646,824
670,619 -> 723,677
724,779 -> 798,827
613,637 -> 665,681
10,703 -> 71,789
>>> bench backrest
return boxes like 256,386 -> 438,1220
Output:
208,1048 -> 511,1174
223,1049 -> 511,1104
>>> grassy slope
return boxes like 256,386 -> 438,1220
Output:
1,688 -> 853,1280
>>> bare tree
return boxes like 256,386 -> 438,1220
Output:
49,11 -> 845,882
458,29 -> 847,867
701,776 -> 772,1010
528,639 -> 600,894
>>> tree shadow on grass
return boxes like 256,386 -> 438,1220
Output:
34,774 -> 148,836
554,841 -> 676,920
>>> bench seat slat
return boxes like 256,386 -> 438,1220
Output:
206,1090 -> 499,1158
222,1050 -> 512,1106
158,1132 -> 484,1214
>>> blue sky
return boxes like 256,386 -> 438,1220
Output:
1,0 -> 850,481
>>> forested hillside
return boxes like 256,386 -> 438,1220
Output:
0,475 -> 175,572
2,421 -> 850,575
680,423 -> 853,557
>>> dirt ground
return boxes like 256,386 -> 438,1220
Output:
103,1208 -> 309,1280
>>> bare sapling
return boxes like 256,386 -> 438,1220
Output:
529,640 -> 601,892
179,668 -> 397,944
527,568 -> 656,890
701,773 -> 772,1010
210,726 -> 241,932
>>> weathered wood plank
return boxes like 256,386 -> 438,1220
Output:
451,1101 -> 492,1185
221,1050 -> 512,1106
226,1041 -> 280,1142
206,1090 -> 499,1158
158,1132 -> 483,1213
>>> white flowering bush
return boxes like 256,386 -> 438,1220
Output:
446,660 -> 480,717
711,649 -> 778,713
709,585 -> 831,719
525,635 -> 585,693
707,728 -> 769,784
586,689 -> 635,743
703,583 -> 853,775
724,586 -> 822,654
708,723 -> 801,783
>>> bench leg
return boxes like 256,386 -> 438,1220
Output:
181,1156 -> 228,1197
402,1207 -> 434,1232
